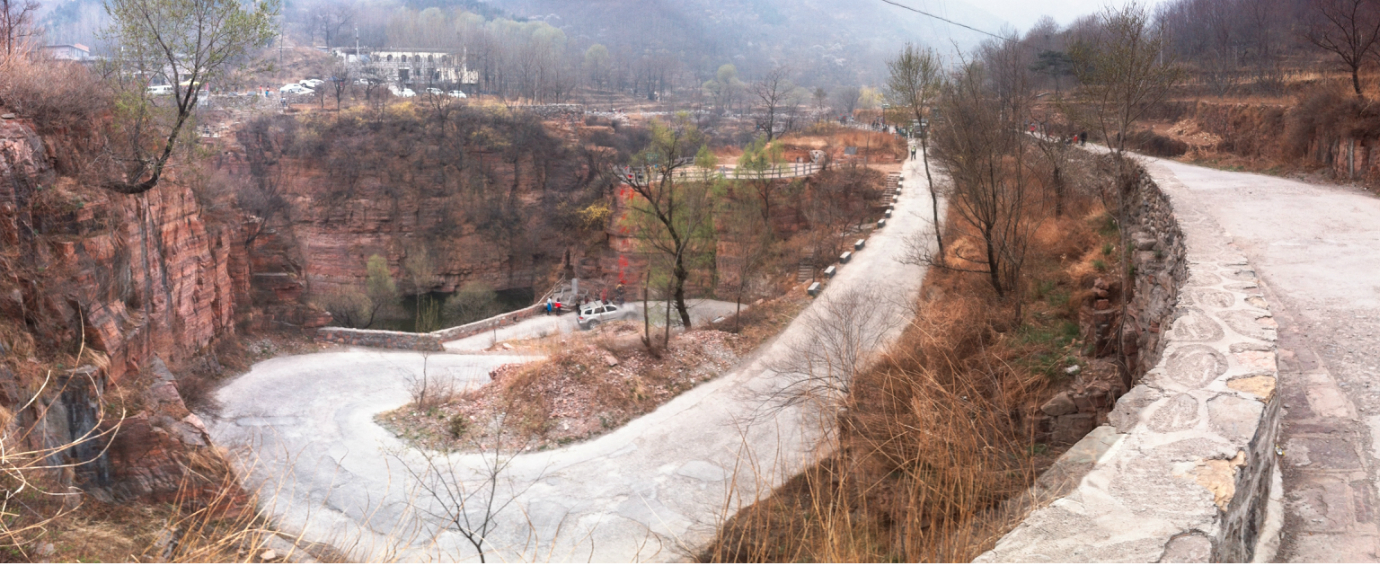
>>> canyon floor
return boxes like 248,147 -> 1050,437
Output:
205,154 -> 939,563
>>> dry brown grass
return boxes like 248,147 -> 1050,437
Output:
34,449 -> 345,563
380,330 -> 738,453
705,291 -> 1059,562
778,124 -> 908,163
701,150 -> 1121,563
379,295 -> 806,453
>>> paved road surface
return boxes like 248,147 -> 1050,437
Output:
208,155 -> 940,562
1140,158 -> 1380,562
442,300 -> 742,353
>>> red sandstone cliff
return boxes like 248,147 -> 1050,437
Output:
0,115 -> 238,500
0,118 -> 239,381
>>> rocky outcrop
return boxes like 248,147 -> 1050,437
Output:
1,116 -> 234,501
104,358 -> 218,501
1,118 -> 236,383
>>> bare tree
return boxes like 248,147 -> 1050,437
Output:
308,0 -> 354,49
402,413 -> 534,563
736,135 -> 784,229
1305,0 -> 1380,98
751,66 -> 793,141
103,0 -> 279,194
359,66 -> 386,107
1034,125 -> 1074,217
235,114 -> 295,248
833,85 -> 862,118
329,61 -> 352,110
928,42 -> 1039,301
1068,1 -> 1185,155
0,0 -> 37,56
234,167 -> 290,248
407,351 -> 457,411
812,86 -> 830,120
886,43 -> 945,261
1070,5 -> 1184,382
718,176 -> 775,331
769,285 -> 898,423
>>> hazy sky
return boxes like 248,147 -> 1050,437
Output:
931,0 -> 1174,34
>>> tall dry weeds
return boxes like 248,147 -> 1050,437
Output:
706,294 -> 1050,563
704,146 -> 1117,563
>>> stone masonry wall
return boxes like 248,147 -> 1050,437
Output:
316,304 -> 543,350
431,305 -> 542,342
1041,172 -> 1190,445
315,327 -> 444,351
978,164 -> 1281,562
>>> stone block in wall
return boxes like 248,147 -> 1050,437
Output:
1052,413 -> 1097,445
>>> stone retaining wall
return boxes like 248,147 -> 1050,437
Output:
1040,172 -> 1191,445
431,305 -> 543,342
978,164 -> 1281,562
314,327 -> 444,351
315,305 -> 543,351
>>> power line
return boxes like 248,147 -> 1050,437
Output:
877,0 -> 1003,39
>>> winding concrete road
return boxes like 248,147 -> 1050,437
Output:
208,154 -> 940,562
1138,158 -> 1380,562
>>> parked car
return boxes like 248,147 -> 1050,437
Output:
448,90 -> 468,98
577,300 -> 635,329
146,84 -> 173,96
279,83 -> 313,95
300,78 -> 324,88
389,86 -> 416,98
425,87 -> 444,96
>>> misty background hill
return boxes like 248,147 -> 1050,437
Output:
487,0 -> 1006,79
41,0 -> 1010,84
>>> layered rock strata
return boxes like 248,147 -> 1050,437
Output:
1,117 -> 231,501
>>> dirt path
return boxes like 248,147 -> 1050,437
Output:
207,152 -> 939,562
1140,158 -> 1380,562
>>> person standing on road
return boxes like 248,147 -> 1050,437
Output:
545,297 -> 553,315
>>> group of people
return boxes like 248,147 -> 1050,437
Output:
543,283 -> 626,316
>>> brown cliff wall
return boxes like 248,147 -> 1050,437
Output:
0,116 -> 237,501
0,118 -> 236,382
217,110 -> 612,311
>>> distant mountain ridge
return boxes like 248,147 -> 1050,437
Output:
486,0 -> 1009,81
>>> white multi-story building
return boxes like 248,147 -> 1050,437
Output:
336,48 -> 478,90
39,44 -> 92,62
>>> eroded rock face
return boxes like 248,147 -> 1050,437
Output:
1,119 -> 236,382
1,118 -> 235,500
